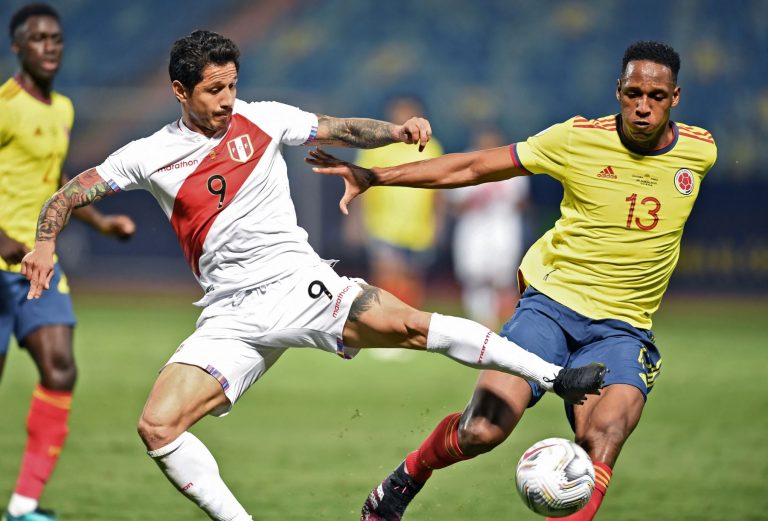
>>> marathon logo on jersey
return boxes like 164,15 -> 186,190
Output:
159,159 -> 199,173
332,285 -> 353,318
227,135 -> 254,163
674,168 -> 695,195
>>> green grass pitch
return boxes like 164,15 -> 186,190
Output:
1,293 -> 766,520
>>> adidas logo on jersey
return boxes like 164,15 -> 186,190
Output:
597,166 -> 617,179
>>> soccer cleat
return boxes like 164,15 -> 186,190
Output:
549,362 -> 608,405
360,462 -> 423,521
4,508 -> 58,521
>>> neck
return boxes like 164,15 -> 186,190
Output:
15,70 -> 53,101
180,113 -> 226,139
618,116 -> 674,154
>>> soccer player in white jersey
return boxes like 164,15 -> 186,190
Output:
21,31 -> 605,520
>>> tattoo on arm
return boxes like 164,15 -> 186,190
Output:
313,115 -> 397,149
347,284 -> 382,322
37,169 -> 115,242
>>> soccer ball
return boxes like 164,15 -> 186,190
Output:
515,437 -> 595,517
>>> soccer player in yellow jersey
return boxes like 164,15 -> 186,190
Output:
1,5 -> 134,520
308,40 -> 717,521
352,96 -> 444,308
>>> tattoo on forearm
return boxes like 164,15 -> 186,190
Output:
315,116 -> 396,149
37,169 -> 113,242
347,284 -> 382,322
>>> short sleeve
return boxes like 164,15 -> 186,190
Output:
237,100 -> 318,146
0,100 -> 16,147
510,119 -> 574,181
95,141 -> 146,192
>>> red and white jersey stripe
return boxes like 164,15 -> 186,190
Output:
96,99 -> 321,305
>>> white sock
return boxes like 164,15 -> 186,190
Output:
7,493 -> 37,517
147,432 -> 252,521
426,313 -> 561,389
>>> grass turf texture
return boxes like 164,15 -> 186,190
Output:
1,293 -> 766,520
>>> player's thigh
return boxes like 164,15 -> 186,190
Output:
16,264 -> 76,350
166,331 -> 286,417
140,362 -> 230,439
341,283 -> 431,350
563,332 -> 660,431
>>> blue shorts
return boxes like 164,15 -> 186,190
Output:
499,287 -> 661,429
0,265 -> 76,353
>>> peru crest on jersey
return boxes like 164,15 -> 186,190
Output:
227,134 -> 253,163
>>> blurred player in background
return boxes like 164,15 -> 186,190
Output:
20,31 -> 604,520
0,4 -> 135,521
308,40 -> 717,521
350,95 -> 444,308
447,126 -> 529,329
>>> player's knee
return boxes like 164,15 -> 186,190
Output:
137,413 -> 183,450
41,361 -> 77,391
400,310 -> 431,348
457,417 -> 507,456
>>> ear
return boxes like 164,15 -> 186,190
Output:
11,41 -> 20,57
671,85 -> 681,108
615,78 -> 621,102
171,80 -> 188,104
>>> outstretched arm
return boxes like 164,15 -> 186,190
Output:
311,114 -> 432,151
305,146 -> 524,214
62,173 -> 136,240
22,168 -> 116,298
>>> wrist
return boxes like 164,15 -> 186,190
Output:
34,240 -> 56,253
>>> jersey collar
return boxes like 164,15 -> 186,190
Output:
13,74 -> 53,105
615,115 -> 678,156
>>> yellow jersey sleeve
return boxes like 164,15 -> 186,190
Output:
511,119 -> 576,181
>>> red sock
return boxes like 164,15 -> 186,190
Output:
404,412 -> 473,483
547,461 -> 612,521
14,384 -> 72,499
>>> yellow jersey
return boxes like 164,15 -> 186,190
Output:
357,139 -> 443,251
0,77 -> 73,272
512,115 -> 717,328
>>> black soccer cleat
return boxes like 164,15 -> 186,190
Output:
549,362 -> 607,405
360,462 -> 423,521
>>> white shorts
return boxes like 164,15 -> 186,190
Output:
165,262 -> 364,415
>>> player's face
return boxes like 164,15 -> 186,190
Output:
175,62 -> 237,138
12,15 -> 64,83
616,60 -> 680,149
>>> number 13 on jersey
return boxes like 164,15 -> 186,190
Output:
625,193 -> 661,231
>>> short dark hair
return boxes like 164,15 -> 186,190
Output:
622,41 -> 681,83
169,30 -> 240,92
9,3 -> 60,42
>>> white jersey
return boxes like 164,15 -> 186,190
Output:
449,176 -> 529,285
96,99 -> 321,305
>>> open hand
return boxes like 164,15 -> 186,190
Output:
306,148 -> 374,215
394,116 -> 432,152
20,242 -> 56,299
100,215 -> 136,240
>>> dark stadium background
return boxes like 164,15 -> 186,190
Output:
1,0 -> 765,296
